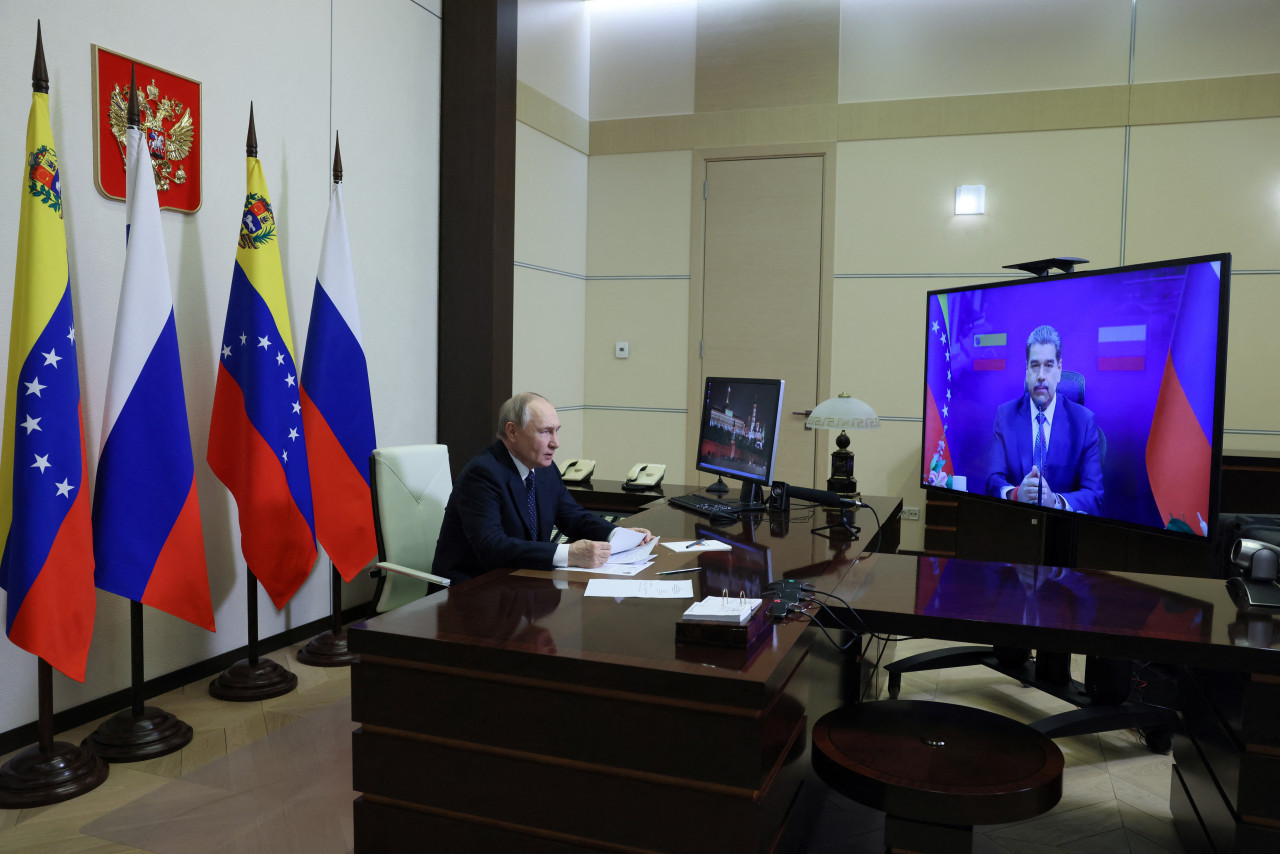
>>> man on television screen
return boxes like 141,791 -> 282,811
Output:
986,325 -> 1104,515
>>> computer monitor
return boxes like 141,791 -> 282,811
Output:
920,253 -> 1231,544
696,377 -> 785,508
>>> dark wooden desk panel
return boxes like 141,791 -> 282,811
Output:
349,496 -> 1280,853
348,499 -> 899,853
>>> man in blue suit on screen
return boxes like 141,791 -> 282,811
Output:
986,325 -> 1104,515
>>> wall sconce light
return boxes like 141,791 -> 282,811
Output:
955,184 -> 985,215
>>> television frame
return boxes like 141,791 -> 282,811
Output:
695,376 -> 786,508
918,253 -> 1231,548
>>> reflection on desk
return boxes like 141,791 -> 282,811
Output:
348,497 -> 1280,854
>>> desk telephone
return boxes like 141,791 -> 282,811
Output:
559,459 -> 596,483
622,463 -> 666,491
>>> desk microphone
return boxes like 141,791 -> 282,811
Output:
785,484 -> 865,508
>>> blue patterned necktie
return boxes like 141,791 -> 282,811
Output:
1034,411 -> 1047,471
525,472 -> 538,538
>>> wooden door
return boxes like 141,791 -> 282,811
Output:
695,155 -> 825,489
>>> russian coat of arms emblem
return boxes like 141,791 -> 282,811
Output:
92,46 -> 201,213
108,79 -> 193,193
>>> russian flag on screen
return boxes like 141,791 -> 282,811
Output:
922,294 -> 953,487
1097,324 -> 1147,372
300,182 -> 378,581
1145,263 -> 1220,535
208,157 -> 317,609
93,126 -> 213,631
0,91 -> 96,681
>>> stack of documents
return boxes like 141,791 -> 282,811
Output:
559,530 -> 659,576
681,595 -> 762,624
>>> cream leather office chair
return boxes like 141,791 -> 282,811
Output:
368,444 -> 453,613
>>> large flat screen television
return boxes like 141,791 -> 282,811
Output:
696,376 -> 785,508
920,253 -> 1230,543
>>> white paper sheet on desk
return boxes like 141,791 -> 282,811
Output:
609,527 -> 647,552
660,540 -> 732,553
557,562 -> 652,577
607,539 -> 658,565
584,578 -> 694,598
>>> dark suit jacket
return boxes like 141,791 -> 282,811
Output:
432,441 -> 616,583
985,394 -> 1105,516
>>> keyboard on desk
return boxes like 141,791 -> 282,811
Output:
667,492 -> 737,517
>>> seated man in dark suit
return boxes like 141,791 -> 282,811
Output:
986,325 -> 1104,515
433,392 -> 653,584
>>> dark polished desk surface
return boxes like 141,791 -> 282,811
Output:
355,498 -> 1280,678
348,497 -> 1280,854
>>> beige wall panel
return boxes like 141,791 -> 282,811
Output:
838,0 -> 1130,103
592,105 -> 838,155
515,123 -> 588,275
695,0 -> 839,113
518,82 -> 590,154
1223,274 -> 1280,450
838,86 -> 1131,141
833,130 -> 1125,275
587,151 -> 694,276
554,408 -> 585,462
588,0 -> 697,121
1125,119 -> 1280,270
584,280 -> 690,408
830,278 -> 960,420
583,409 -> 689,483
512,266 -> 585,409
517,0 -> 590,118
1133,0 -> 1280,84
1129,74 -> 1280,127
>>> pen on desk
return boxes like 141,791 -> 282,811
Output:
656,567 -> 699,575
685,540 -> 705,549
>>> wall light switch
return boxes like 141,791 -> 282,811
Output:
615,342 -> 629,359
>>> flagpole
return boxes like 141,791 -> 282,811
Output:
209,567 -> 298,700
84,66 -> 193,763
0,23 -> 108,806
298,136 -> 357,668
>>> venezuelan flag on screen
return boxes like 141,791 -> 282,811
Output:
300,182 -> 378,581
0,91 -> 96,681
93,124 -> 214,631
1146,263 -> 1220,534
208,156 -> 317,608
922,293 -> 954,486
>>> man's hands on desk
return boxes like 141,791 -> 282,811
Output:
568,527 -> 653,568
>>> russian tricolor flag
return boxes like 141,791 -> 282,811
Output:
208,155 -> 317,609
300,178 -> 378,581
1146,263 -> 1220,534
1,89 -> 96,681
92,124 -> 214,631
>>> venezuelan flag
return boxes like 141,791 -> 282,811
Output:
922,293 -> 954,487
300,181 -> 378,581
208,155 -> 317,608
0,90 -> 96,681
93,123 -> 214,631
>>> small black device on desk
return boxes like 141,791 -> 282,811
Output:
668,492 -> 739,518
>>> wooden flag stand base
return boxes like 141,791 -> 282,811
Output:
209,569 -> 297,702
84,602 -> 192,761
297,565 -> 357,667
0,660 -> 108,808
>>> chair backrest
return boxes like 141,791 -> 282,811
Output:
1058,370 -> 1086,406
369,444 -> 452,612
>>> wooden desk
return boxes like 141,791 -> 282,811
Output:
348,498 -> 1280,853
348,497 -> 899,853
